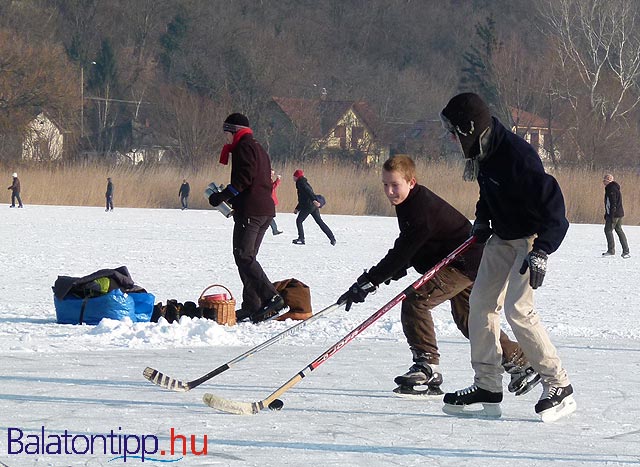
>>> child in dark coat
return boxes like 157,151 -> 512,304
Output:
338,155 -> 538,398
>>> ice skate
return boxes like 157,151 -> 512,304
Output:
535,384 -> 576,423
442,384 -> 503,419
393,357 -> 443,399
504,362 -> 541,396
250,295 -> 286,323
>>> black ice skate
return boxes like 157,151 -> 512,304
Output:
535,384 -> 576,423
393,359 -> 443,399
250,295 -> 286,323
504,362 -> 541,396
442,384 -> 503,419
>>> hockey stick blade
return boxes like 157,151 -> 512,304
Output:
203,393 -> 259,415
143,302 -> 342,392
143,367 -> 193,392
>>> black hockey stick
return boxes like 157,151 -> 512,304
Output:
203,236 -> 477,414
143,301 -> 342,392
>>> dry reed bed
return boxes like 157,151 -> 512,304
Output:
2,162 -> 636,225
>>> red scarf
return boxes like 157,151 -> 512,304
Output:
219,128 -> 253,165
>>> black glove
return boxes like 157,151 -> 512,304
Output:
339,273 -> 377,311
519,249 -> 548,289
470,221 -> 492,243
384,268 -> 408,285
208,188 -> 233,207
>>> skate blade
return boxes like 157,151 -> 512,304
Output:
538,395 -> 577,423
251,307 -> 288,324
442,402 -> 502,419
512,374 -> 542,396
393,386 -> 443,400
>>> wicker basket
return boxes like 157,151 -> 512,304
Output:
198,284 -> 236,326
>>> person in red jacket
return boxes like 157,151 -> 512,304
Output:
269,169 -> 283,235
208,113 -> 285,323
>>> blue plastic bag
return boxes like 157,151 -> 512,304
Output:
54,289 -> 154,325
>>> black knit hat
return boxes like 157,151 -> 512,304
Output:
441,93 -> 492,159
223,113 -> 250,133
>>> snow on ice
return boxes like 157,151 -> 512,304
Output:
1,205 -> 640,466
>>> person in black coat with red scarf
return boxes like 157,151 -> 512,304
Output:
602,173 -> 630,258
208,113 -> 285,323
338,155 -> 537,398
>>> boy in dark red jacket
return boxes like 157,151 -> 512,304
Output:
338,155 -> 538,398
208,113 -> 285,323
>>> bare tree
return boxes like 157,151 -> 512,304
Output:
539,0 -> 640,165
154,85 -> 228,168
0,29 -> 77,160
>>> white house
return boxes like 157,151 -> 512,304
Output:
22,113 -> 64,161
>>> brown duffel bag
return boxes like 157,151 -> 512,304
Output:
272,278 -> 313,321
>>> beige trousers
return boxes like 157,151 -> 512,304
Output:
469,235 -> 570,392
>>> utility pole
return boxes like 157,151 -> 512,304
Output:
80,66 -> 84,139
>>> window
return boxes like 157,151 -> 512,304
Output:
351,126 -> 364,148
334,125 -> 346,149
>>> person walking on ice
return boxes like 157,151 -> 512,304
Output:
8,172 -> 23,208
337,155 -> 539,399
179,179 -> 190,210
602,173 -> 630,259
440,92 -> 575,423
105,177 -> 114,211
270,170 -> 283,235
292,169 -> 335,246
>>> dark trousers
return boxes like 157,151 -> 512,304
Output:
401,266 -> 525,366
11,192 -> 22,207
180,196 -> 189,209
270,217 -> 279,233
604,217 -> 629,254
232,214 -> 278,313
106,195 -> 114,211
296,208 -> 334,241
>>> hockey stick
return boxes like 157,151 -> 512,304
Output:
203,236 -> 477,414
143,301 -> 343,392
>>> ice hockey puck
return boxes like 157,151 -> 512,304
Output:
268,399 -> 284,411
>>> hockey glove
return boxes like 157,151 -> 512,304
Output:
519,249 -> 548,289
384,268 -> 408,285
339,272 -> 377,311
470,221 -> 492,244
208,187 -> 233,207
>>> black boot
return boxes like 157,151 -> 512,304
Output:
250,295 -> 286,323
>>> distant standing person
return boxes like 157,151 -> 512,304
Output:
602,173 -> 630,258
105,177 -> 114,211
8,172 -> 23,208
292,169 -> 335,246
270,170 -> 283,235
179,179 -> 190,210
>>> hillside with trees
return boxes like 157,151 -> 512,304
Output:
1,0 -> 639,169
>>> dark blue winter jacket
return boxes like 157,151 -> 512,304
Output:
475,118 -> 569,254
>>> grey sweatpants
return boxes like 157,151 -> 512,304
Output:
469,235 -> 570,392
